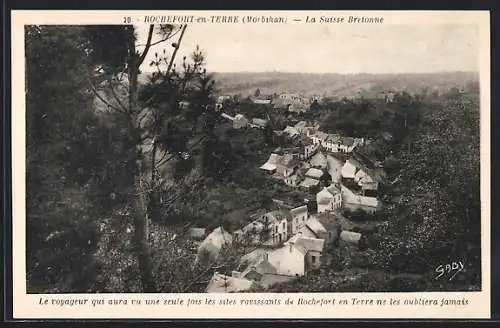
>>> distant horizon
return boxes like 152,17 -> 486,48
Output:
141,70 -> 479,76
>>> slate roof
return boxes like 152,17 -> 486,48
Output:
299,178 -> 320,188
305,168 -> 324,179
288,235 -> 325,253
304,217 -> 327,236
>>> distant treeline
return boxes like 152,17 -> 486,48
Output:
199,71 -> 478,98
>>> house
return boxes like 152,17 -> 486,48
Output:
294,121 -> 308,134
339,230 -> 362,246
343,158 -> 380,194
385,91 -> 396,103
276,93 -> 310,111
254,99 -> 272,105
283,126 -> 300,139
234,220 -> 265,245
186,227 -> 206,241
309,131 -> 329,146
299,177 -> 320,191
216,95 -> 232,104
354,168 -> 378,191
297,224 -> 319,239
251,118 -> 268,129
206,272 -> 254,293
260,153 -> 282,174
284,173 -> 302,187
316,185 -> 342,213
339,137 -> 356,153
294,135 -> 317,159
237,251 -> 297,287
309,152 -> 328,169
179,100 -> 190,109
289,104 -> 309,113
287,235 -> 325,271
341,159 -> 358,180
276,154 -> 299,177
196,227 -> 233,264
340,184 -> 379,214
262,210 -> 291,245
289,205 -> 309,234
233,114 -> 248,129
266,242 -> 307,276
313,213 -> 342,246
305,168 -> 324,180
326,154 -> 344,183
323,134 -> 342,152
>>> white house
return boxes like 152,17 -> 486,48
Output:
267,243 -> 306,277
287,235 -> 325,271
299,177 -> 320,190
263,210 -> 291,245
354,167 -> 378,192
323,134 -> 341,152
290,205 -> 309,234
340,184 -> 379,214
316,185 -> 342,213
341,160 -> 358,180
305,167 -> 324,180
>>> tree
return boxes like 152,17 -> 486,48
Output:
84,24 -> 217,292
373,87 -> 480,288
25,25 -> 119,292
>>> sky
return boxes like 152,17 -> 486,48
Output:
135,24 -> 479,74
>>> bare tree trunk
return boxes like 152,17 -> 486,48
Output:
127,26 -> 155,293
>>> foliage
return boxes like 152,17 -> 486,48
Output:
25,25 -> 132,292
371,86 -> 481,288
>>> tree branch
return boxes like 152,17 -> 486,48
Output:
155,135 -> 206,168
139,25 -> 188,111
166,25 -> 187,74
86,76 -> 127,114
108,77 -> 130,113
137,25 -> 155,67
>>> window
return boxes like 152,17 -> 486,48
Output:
283,222 -> 286,230
312,256 -> 316,264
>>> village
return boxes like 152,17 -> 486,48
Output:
182,91 -> 393,293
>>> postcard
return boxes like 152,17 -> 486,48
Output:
11,9 -> 490,319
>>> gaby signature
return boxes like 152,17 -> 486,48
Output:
435,261 -> 464,281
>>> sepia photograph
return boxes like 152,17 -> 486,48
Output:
23,20 -> 484,297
